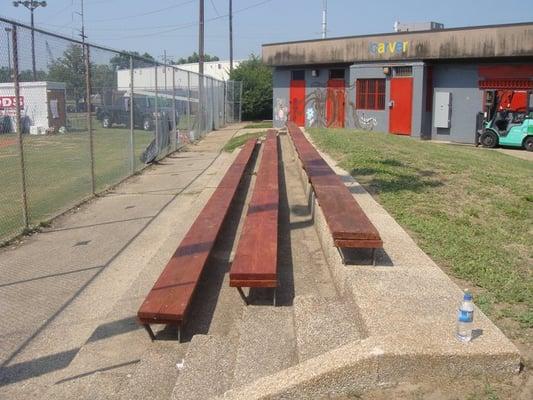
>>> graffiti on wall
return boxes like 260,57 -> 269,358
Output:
274,98 -> 288,124
347,100 -> 378,131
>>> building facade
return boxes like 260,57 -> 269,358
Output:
263,22 -> 533,144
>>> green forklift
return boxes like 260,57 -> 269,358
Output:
479,89 -> 533,151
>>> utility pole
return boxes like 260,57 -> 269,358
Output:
79,0 -> 87,44
199,0 -> 204,77
321,0 -> 327,39
13,1 -> 47,80
198,0 -> 204,133
229,0 -> 233,73
163,49 -> 167,91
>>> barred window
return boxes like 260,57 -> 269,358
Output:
356,79 -> 386,110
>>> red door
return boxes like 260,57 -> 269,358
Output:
290,80 -> 306,126
389,77 -> 413,135
326,79 -> 345,127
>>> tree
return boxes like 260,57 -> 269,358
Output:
48,44 -> 86,108
176,52 -> 220,64
110,51 -> 156,70
229,54 -> 272,121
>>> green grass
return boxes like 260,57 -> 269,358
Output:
309,128 -> 533,334
223,131 -> 266,153
0,127 -> 153,242
243,121 -> 273,129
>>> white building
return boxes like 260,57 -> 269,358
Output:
0,81 -> 67,133
116,60 -> 242,92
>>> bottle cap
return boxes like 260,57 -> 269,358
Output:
463,291 -> 472,301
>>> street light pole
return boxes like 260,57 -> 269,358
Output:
4,28 -> 12,74
12,1 -> 48,81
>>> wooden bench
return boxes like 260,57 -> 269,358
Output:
286,122 -> 383,263
230,130 -> 279,304
137,138 -> 258,340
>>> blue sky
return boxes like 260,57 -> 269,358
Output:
2,0 -> 533,62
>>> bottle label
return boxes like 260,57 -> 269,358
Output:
458,309 -> 473,323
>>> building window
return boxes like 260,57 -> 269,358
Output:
394,66 -> 413,77
356,79 -> 386,110
291,70 -> 305,80
329,69 -> 345,79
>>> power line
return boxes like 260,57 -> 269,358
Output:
209,0 -> 220,16
84,0 -> 274,40
86,0 -> 196,23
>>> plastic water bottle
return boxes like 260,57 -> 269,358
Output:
456,290 -> 474,342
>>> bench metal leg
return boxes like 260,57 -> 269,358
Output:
273,288 -> 277,307
177,325 -> 181,343
143,324 -> 156,341
372,248 -> 377,266
237,287 -> 250,305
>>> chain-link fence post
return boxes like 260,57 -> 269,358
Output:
154,64 -> 159,155
11,25 -> 29,229
85,44 -> 96,194
129,55 -> 135,173
187,71 -> 191,138
239,80 -> 243,123
171,67 -> 177,151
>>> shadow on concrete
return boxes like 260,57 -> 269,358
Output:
272,144 -> 295,307
339,247 -> 394,267
86,317 -> 141,344
54,359 -> 140,385
0,145 -> 226,385
0,349 -> 79,386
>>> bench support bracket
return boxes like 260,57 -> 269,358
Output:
237,287 -> 250,305
143,324 -> 156,341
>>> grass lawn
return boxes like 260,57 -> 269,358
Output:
223,131 -> 266,153
243,121 -> 273,129
309,128 -> 532,342
0,127 -> 153,242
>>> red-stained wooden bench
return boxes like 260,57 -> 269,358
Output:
137,138 -> 258,340
287,122 -> 383,263
230,130 -> 279,305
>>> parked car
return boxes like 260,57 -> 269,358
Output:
95,95 -> 176,131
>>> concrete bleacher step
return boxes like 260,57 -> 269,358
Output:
293,295 -> 363,362
231,306 -> 297,389
172,334 -> 237,400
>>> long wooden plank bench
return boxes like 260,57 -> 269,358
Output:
286,122 -> 383,263
229,130 -> 279,305
137,138 -> 258,340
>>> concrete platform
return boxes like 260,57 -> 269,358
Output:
217,129 -> 521,399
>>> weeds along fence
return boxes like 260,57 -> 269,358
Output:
0,17 -> 242,243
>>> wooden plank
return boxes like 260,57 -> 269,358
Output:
230,130 -> 279,287
138,138 -> 258,325
287,122 -> 382,248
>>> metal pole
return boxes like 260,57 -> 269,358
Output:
198,0 -> 204,135
85,44 -> 95,194
129,55 -> 135,172
164,50 -> 168,91
321,0 -> 328,39
5,28 -> 12,72
229,0 -> 233,73
186,71 -> 191,138
171,67 -> 177,150
154,64 -> 159,156
31,7 -> 36,80
12,26 -> 29,229
239,81 -> 243,123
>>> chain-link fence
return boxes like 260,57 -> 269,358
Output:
0,17 -> 242,243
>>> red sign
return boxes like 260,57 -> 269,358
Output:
0,96 -> 24,110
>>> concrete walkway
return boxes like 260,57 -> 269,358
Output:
0,124 -> 246,399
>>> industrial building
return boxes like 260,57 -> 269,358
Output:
263,22 -> 533,144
